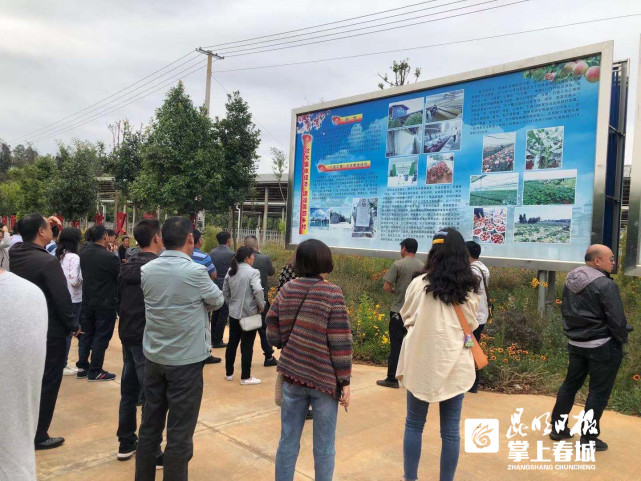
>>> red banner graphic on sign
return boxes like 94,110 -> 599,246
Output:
299,134 -> 313,235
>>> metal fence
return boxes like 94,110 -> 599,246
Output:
235,227 -> 284,245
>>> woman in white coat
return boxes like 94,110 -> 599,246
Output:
396,228 -> 480,481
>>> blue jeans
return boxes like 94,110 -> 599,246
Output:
275,381 -> 338,481
117,344 -> 147,449
404,391 -> 464,481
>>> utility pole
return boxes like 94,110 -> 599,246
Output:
195,48 -> 224,116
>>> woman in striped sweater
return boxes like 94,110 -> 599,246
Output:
266,239 -> 352,481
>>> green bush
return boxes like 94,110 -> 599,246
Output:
202,226 -> 222,253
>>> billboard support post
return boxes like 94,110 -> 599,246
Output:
537,270 -> 548,315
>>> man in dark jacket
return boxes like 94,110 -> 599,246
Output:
78,224 -> 121,381
244,235 -> 277,366
9,213 -> 80,450
116,219 -> 163,462
550,244 -> 632,451
209,231 -> 234,348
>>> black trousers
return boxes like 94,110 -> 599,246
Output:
386,312 -> 407,381
35,337 -> 67,443
135,360 -> 204,481
258,300 -> 274,359
551,340 -> 623,439
77,306 -> 117,374
470,323 -> 485,392
225,317 -> 258,379
117,344 -> 147,449
210,301 -> 229,345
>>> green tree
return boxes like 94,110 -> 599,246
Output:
0,142 -> 11,178
378,58 -> 421,90
50,141 -> 100,221
131,81 -> 222,215
270,146 -> 287,202
11,144 -> 38,167
105,120 -> 145,197
11,155 -> 57,214
0,180 -> 20,214
213,91 -> 261,246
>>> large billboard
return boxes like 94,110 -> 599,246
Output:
287,42 -> 614,271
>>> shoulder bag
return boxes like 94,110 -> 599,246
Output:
454,304 -> 488,370
239,275 -> 263,332
275,279 -> 322,406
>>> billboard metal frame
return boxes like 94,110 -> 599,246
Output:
624,37 -> 641,276
287,41 -> 614,271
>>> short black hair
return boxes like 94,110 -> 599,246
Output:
51,225 -> 60,238
133,219 -> 160,249
89,224 -> 107,243
217,231 -> 231,245
162,217 -> 192,250
295,239 -> 334,277
466,240 -> 481,260
193,229 -> 202,246
14,217 -> 23,235
20,213 -> 47,243
400,238 -> 418,254
106,229 -> 115,237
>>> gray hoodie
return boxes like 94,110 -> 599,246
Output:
565,266 -> 605,294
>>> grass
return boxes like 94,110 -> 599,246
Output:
523,178 -> 576,205
514,223 -> 571,243
254,240 -> 640,417
470,189 -> 517,206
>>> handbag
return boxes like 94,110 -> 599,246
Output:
275,280 -> 322,406
472,265 -> 494,322
454,304 -> 488,370
239,277 -> 263,332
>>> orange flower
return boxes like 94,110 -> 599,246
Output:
555,299 -> 562,305
633,374 -> 641,381
490,355 -> 497,361
497,348 -> 504,353
503,358 -> 508,363
523,350 -> 529,355
531,278 -> 540,288
540,355 -> 547,361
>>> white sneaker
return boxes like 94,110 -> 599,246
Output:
240,377 -> 261,385
63,365 -> 78,376
225,375 -> 233,381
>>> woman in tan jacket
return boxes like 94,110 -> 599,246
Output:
396,228 -> 480,481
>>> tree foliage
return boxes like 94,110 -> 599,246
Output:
49,141 -> 101,220
131,81 -> 221,214
103,120 -> 145,197
378,58 -> 421,90
11,155 -> 57,214
0,142 -> 11,178
11,144 -> 38,167
270,147 -> 286,201
213,91 -> 261,211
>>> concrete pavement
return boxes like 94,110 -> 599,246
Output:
36,333 -> 640,481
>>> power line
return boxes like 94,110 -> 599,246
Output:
220,0 -> 530,58
10,51 -> 200,144
27,60 -> 209,145
212,13 -> 641,74
204,0 -> 452,49
210,0 -> 476,54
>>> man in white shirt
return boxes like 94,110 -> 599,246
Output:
0,267 -> 48,480
466,241 -> 490,393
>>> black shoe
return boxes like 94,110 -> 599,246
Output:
76,369 -> 88,379
204,355 -> 221,364
264,357 -> 278,367
468,387 -> 478,393
117,444 -> 136,461
376,379 -> 399,389
306,409 -> 313,420
35,437 -> 65,450
549,430 -> 574,441
581,437 -> 608,451
211,342 -> 228,348
88,370 -> 116,382
156,452 -> 164,470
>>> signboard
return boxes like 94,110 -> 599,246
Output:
624,37 -> 641,276
287,42 -> 614,271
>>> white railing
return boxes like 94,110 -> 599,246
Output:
235,227 -> 284,245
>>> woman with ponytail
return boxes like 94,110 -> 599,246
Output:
56,227 -> 83,376
396,227 -> 480,481
223,246 -> 265,385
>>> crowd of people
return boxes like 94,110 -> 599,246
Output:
0,213 -> 633,481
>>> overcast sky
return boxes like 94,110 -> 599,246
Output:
0,0 -> 639,172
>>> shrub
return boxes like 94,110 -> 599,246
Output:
202,225 -> 222,253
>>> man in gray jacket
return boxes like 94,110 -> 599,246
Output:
244,235 -> 277,366
135,217 -> 224,481
550,244 -> 632,452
